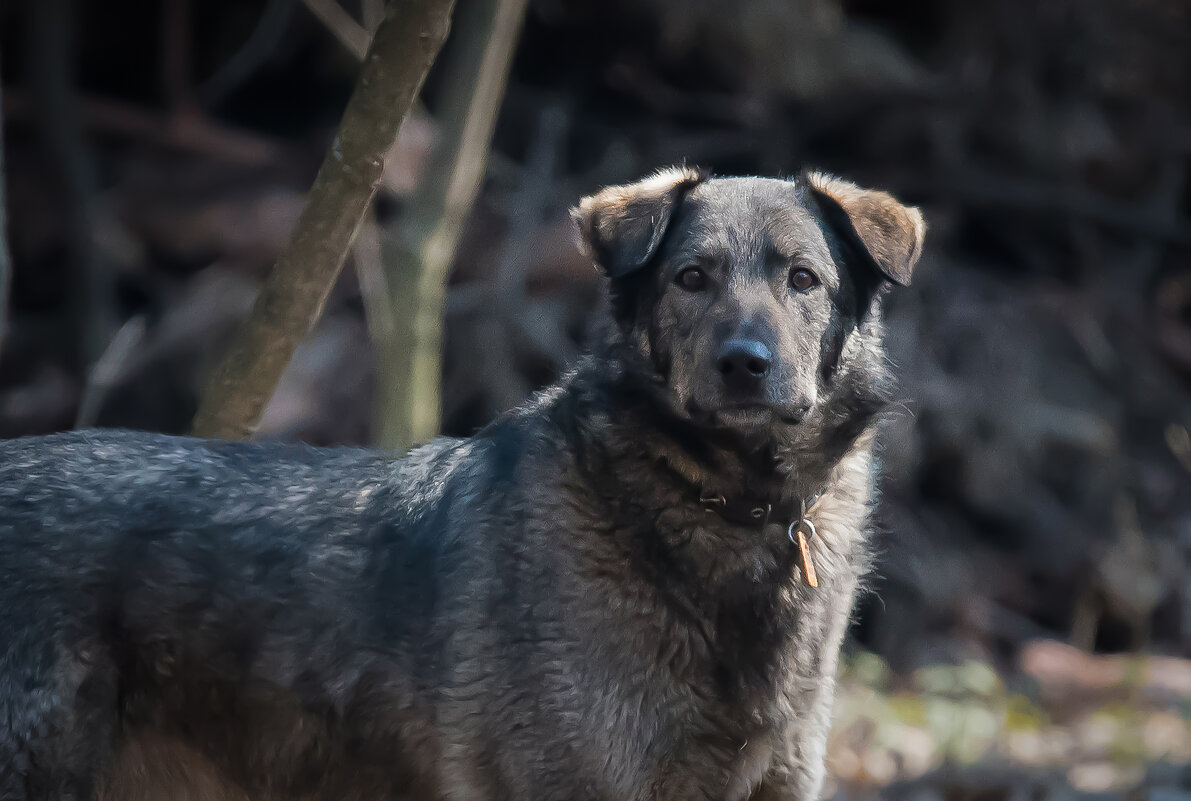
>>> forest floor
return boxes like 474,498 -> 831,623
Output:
827,642 -> 1191,800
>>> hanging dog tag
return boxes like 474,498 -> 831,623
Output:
796,528 -> 818,588
788,516 -> 819,589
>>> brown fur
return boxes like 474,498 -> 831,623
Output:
805,171 -> 925,286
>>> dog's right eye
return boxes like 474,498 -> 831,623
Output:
676,267 -> 708,291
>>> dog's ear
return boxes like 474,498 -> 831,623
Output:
803,171 -> 925,286
572,166 -> 707,278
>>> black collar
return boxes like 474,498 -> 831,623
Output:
697,486 -> 824,530
697,484 -> 826,588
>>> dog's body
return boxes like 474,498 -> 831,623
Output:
0,169 -> 924,801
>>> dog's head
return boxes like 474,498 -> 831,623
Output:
573,167 -> 924,447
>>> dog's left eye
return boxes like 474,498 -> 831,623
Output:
676,267 -> 708,291
789,268 -> 819,292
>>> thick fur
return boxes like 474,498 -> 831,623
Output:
0,169 -> 924,801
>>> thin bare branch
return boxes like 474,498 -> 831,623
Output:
28,0 -> 117,369
0,76 -> 9,358
3,90 -> 280,165
199,0 -> 294,104
75,315 -> 147,429
361,0 -> 386,33
302,0 -> 371,61
373,0 -> 531,451
191,0 -> 456,440
353,214 -> 393,344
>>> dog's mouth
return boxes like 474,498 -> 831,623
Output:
693,401 -> 810,430
711,404 -> 774,429
705,399 -> 809,430
683,397 -> 809,431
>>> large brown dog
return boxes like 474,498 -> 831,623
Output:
0,168 -> 924,801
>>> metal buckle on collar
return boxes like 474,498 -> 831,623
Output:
786,517 -> 817,544
754,503 -> 772,529
786,498 -> 818,544
700,493 -> 772,528
699,493 -> 727,511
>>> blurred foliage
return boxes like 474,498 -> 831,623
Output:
829,643 -> 1191,797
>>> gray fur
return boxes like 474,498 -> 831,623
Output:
0,170 -> 924,801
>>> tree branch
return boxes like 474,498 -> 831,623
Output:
302,0 -> 371,61
372,0 -> 530,451
2,91 -> 281,165
0,76 -> 9,359
29,0 -> 116,370
191,0 -> 456,440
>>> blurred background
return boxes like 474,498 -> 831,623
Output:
1,0 -> 1189,797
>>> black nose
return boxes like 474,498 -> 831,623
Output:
717,339 -> 772,394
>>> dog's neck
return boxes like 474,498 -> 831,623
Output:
547,355 -> 878,612
559,355 -> 868,526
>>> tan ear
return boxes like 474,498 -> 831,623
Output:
804,172 -> 925,286
572,166 -> 707,278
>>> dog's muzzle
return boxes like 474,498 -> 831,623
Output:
716,338 -> 771,396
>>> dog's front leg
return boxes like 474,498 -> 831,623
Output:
752,593 -> 859,800
748,704 -> 838,801
747,736 -> 828,801
749,658 -> 848,800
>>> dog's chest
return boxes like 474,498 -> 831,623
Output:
563,468 -> 870,799
659,688 -> 788,801
614,591 -> 822,799
682,571 -> 859,796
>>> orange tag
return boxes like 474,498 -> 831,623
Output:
797,528 -> 818,588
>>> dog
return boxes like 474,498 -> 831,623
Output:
0,167 -> 924,801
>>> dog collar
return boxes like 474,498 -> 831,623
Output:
697,489 -> 824,587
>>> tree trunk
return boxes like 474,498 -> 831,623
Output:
191,0 -> 456,440
28,0 -> 116,371
0,76 -> 9,358
372,0 -> 531,452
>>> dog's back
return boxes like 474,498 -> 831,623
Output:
0,430 -> 467,801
